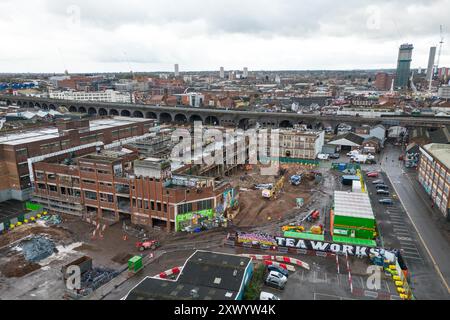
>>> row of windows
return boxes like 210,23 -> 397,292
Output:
133,199 -> 167,212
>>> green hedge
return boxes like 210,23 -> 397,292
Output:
244,264 -> 266,300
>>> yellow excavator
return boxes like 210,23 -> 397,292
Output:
262,176 -> 285,200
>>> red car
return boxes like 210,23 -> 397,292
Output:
367,172 -> 379,178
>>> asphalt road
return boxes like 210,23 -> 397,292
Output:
381,144 -> 450,298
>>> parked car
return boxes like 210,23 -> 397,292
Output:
260,292 -> 281,300
268,265 -> 289,278
317,153 -> 330,160
379,198 -> 394,205
372,179 -> 384,184
347,150 -> 360,157
367,172 -> 379,178
375,184 -> 389,190
265,271 -> 287,290
328,153 -> 340,159
376,190 -> 390,196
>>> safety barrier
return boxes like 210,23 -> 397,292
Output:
240,254 -> 310,270
154,266 -> 183,279
264,260 -> 296,272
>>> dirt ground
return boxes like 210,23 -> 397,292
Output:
227,164 -> 320,227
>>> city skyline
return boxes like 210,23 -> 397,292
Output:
0,0 -> 449,73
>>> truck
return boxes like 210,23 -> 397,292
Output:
351,154 -> 375,164
290,175 -> 302,186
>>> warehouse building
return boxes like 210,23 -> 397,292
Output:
124,250 -> 253,300
418,143 -> 450,218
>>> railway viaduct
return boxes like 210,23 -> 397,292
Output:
1,95 -> 448,130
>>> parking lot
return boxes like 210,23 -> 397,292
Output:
364,170 -> 449,299
256,253 -> 400,300
365,172 -> 425,263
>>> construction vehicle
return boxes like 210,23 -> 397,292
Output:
290,175 -> 302,186
262,176 -> 285,200
282,225 -> 305,233
310,225 -> 323,235
136,239 -> 160,251
307,210 -> 320,222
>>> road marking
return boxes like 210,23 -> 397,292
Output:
384,280 -> 391,293
403,256 -> 423,260
384,169 -> 450,294
401,244 -> 418,249
394,230 -> 410,235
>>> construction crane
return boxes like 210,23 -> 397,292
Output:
436,25 -> 445,77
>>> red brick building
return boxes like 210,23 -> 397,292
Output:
0,117 -> 156,201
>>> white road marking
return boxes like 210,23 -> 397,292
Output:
403,256 -> 423,260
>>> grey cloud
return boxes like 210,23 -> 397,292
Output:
42,0 -> 449,41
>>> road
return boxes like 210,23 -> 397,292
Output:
381,144 -> 450,298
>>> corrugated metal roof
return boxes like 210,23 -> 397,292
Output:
334,191 -> 374,219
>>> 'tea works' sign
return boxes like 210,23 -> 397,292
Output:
275,237 -> 380,257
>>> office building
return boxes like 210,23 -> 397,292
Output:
0,117 -> 156,201
243,67 -> 248,78
418,143 -> 450,218
374,72 -> 394,91
278,129 -> 325,160
426,47 -> 437,81
220,67 -> 225,79
395,44 -> 414,89
174,64 -> 180,77
49,89 -> 133,103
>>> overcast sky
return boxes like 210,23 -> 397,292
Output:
1,0 -> 449,73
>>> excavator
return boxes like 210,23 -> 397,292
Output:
262,176 -> 285,200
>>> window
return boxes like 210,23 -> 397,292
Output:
84,191 -> 97,200
35,171 -> 45,181
100,193 -> 114,203
16,148 -> 28,158
178,203 -> 193,214
144,201 -> 149,210
49,185 -> 57,192
150,201 -> 155,210
157,202 -> 162,211
197,199 -> 213,211
37,183 -> 46,190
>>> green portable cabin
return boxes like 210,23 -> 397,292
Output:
128,256 -> 143,273
332,191 -> 376,240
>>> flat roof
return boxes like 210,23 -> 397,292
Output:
125,250 -> 251,301
422,143 -> 450,169
334,191 -> 375,219
0,117 -> 152,146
